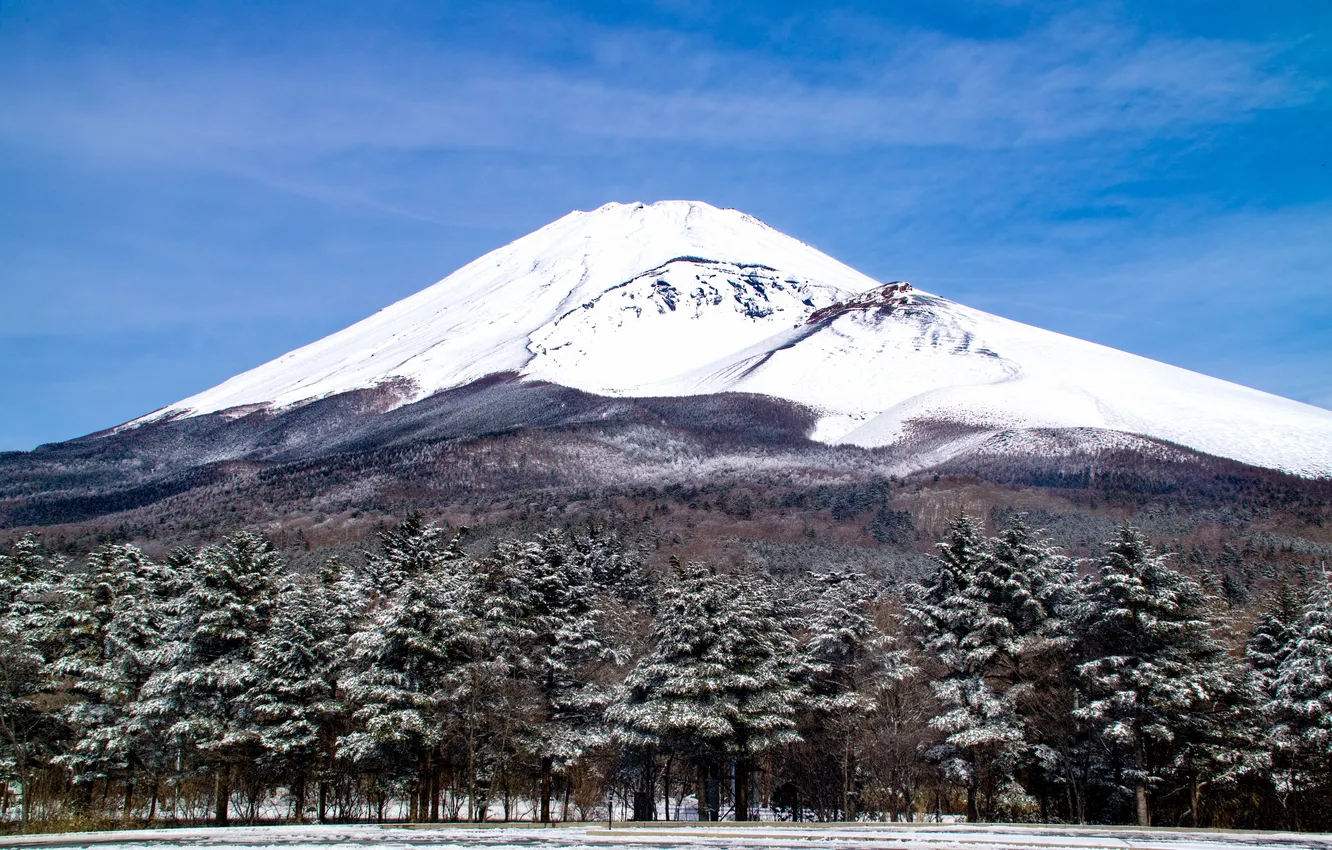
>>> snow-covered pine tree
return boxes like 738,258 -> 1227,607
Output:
981,516 -> 1084,820
906,513 -> 987,677
1248,579 -> 1303,697
795,570 -> 906,820
468,536 -> 546,821
499,530 -> 620,822
1075,524 -> 1234,826
801,571 -> 884,713
0,534 -> 66,827
339,515 -> 471,822
906,513 -> 1025,822
1246,577 -> 1304,820
358,510 -> 465,601
55,544 -> 174,820
927,674 -> 1026,819
572,523 -> 643,598
609,562 -> 801,821
980,516 -> 1078,676
1269,569 -> 1332,829
136,530 -> 285,824
246,565 -> 350,823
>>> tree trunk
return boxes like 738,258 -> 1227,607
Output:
123,779 -> 134,821
21,768 -> 32,831
318,780 -> 328,824
1134,734 -> 1150,826
697,764 -> 708,822
419,752 -> 430,823
967,781 -> 979,824
214,765 -> 230,826
540,757 -> 552,823
431,757 -> 441,822
663,757 -> 671,822
467,723 -> 477,822
147,778 -> 159,823
1133,717 -> 1150,827
437,757 -> 446,822
735,758 -> 750,821
1190,774 -> 1200,828
293,775 -> 306,824
843,736 -> 856,822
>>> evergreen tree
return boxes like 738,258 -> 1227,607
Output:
56,544 -> 175,820
1269,571 -> 1332,828
359,510 -> 464,600
610,563 -> 801,821
795,570 -> 906,819
1075,524 -> 1233,826
906,514 -> 1050,821
906,514 -> 988,677
1248,579 -> 1304,697
1246,576 -> 1305,826
340,515 -> 472,821
504,530 -> 621,822
0,535 -> 65,828
982,517 -> 1084,821
247,564 -> 351,823
137,531 -> 284,824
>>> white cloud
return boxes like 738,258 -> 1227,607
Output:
0,11 -> 1313,164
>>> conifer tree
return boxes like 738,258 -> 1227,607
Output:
1075,525 -> 1233,826
340,514 -> 472,821
359,510 -> 464,600
506,530 -> 621,822
137,531 -> 284,824
0,535 -> 65,827
907,514 -> 1023,821
610,563 -> 801,821
1248,579 -> 1304,697
247,565 -> 351,823
796,570 -> 905,819
1269,571 -> 1332,826
56,544 -> 175,820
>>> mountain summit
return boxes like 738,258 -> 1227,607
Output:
144,200 -> 1332,476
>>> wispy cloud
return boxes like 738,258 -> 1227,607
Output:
0,9 -> 1313,165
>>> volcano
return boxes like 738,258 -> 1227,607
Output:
134,200 -> 1332,478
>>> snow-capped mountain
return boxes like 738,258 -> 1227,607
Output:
142,200 -> 1332,477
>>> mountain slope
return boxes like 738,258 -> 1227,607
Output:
147,201 -> 876,420
136,200 -> 1332,477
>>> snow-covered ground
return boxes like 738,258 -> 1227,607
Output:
4,823 -> 1332,850
133,200 -> 1332,477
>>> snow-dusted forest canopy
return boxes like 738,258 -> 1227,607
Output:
2,514 -> 1331,833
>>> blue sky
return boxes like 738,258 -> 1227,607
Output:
2,0 -> 1330,450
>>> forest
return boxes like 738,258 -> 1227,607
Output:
2,511 -> 1330,833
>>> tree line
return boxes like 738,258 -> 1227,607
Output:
1,512 -> 1330,831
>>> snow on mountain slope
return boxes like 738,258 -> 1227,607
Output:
148,201 -> 876,420
524,257 -> 847,388
647,286 -> 1332,476
141,200 -> 1332,477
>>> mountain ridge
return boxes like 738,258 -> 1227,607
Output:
125,200 -> 1332,477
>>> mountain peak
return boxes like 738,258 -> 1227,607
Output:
137,203 -> 1332,477
144,200 -> 884,424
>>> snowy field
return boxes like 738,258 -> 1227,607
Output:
4,824 -> 1332,850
